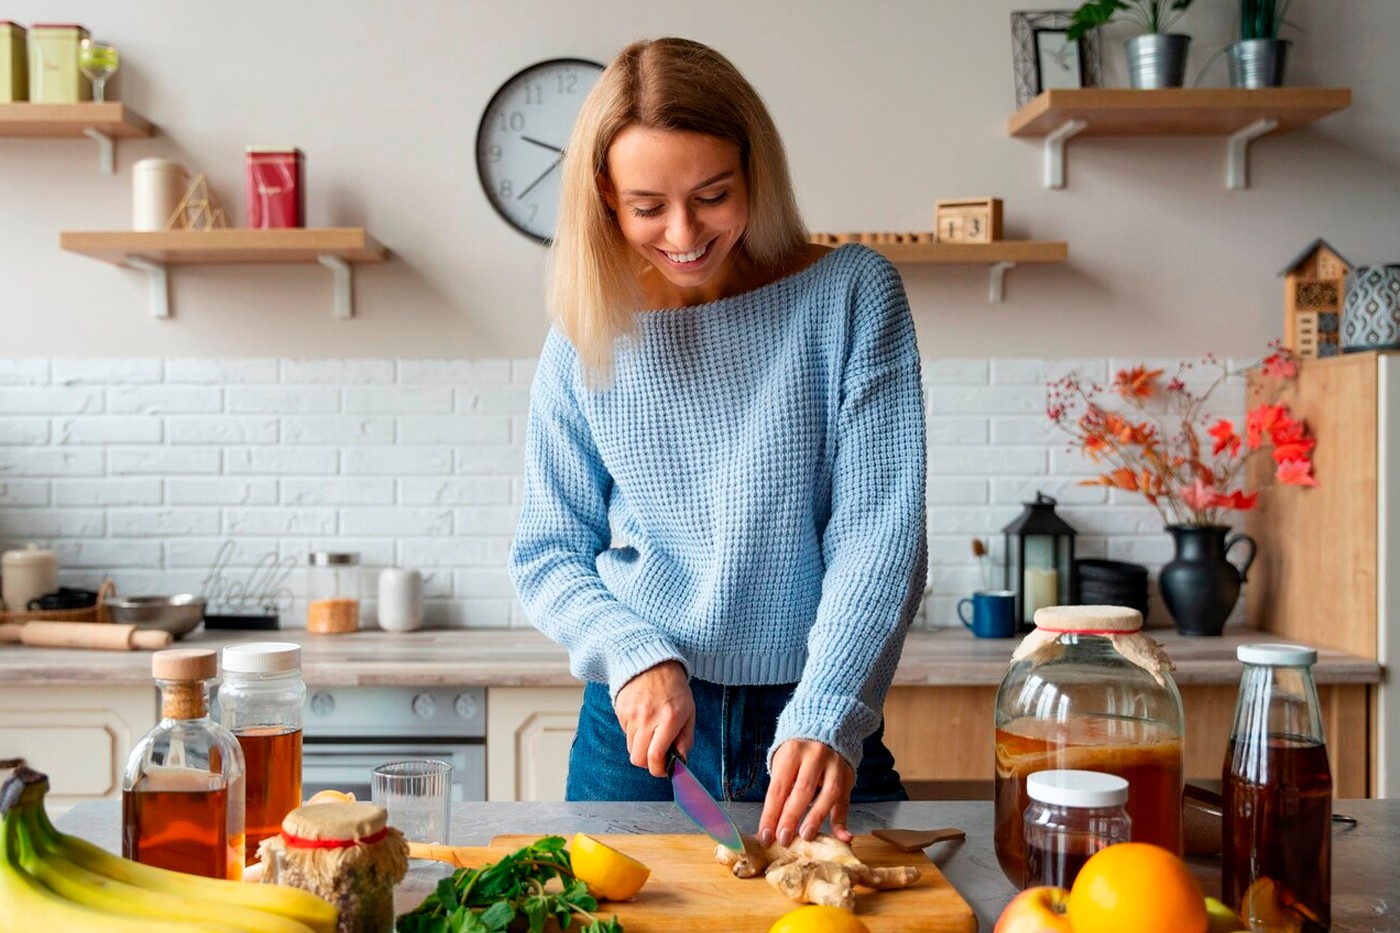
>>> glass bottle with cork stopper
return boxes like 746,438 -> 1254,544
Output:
218,642 -> 305,866
993,605 -> 1184,885
122,648 -> 246,879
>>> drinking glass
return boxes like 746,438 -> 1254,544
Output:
78,39 -> 119,103
370,759 -> 452,844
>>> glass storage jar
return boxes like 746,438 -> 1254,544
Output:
307,551 -> 360,634
993,605 -> 1184,885
1023,769 -> 1131,889
218,642 -> 305,865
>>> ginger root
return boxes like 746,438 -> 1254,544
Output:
714,834 -> 921,909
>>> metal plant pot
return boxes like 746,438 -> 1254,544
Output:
1227,38 -> 1290,88
1125,33 -> 1190,89
1342,264 -> 1400,352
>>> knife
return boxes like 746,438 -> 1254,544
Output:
666,747 -> 745,853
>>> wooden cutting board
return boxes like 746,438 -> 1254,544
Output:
483,833 -> 976,933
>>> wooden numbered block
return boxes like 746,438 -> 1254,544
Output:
935,198 -> 1003,244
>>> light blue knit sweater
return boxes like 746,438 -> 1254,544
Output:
508,244 -> 927,769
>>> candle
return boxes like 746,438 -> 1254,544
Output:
1024,567 -> 1059,620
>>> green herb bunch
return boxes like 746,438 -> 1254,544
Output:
1239,0 -> 1295,39
1067,0 -> 1196,40
396,836 -> 624,933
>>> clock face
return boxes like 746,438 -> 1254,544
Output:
476,58 -> 605,244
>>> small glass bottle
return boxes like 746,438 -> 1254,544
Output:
1223,644 -> 1332,932
122,648 -> 246,879
218,642 -> 305,866
1023,769 -> 1131,890
307,551 -> 361,634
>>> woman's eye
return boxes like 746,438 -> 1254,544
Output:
630,205 -> 663,218
697,191 -> 730,207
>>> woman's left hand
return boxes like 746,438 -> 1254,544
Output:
757,738 -> 855,847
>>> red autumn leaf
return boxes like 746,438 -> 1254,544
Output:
1245,403 -> 1287,450
1271,438 -> 1317,463
1262,352 -> 1299,380
1213,489 -> 1259,511
1276,458 -> 1319,486
1179,477 -> 1217,513
1208,418 -> 1241,457
1114,365 -> 1164,400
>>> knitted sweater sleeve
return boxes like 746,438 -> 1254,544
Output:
508,333 -> 686,696
769,253 -> 928,771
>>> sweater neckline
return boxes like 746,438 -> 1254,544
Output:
639,243 -> 854,316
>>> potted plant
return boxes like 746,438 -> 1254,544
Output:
1228,0 -> 1295,87
1068,0 -> 1196,89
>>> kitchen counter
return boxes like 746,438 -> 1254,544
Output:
0,624 -> 1382,687
55,798 -> 1400,931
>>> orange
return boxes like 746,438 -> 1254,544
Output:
569,832 -> 651,901
768,905 -> 871,933
1066,842 -> 1208,933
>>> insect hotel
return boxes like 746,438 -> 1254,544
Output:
1279,239 -> 1351,358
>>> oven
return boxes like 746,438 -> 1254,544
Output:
300,685 -> 486,803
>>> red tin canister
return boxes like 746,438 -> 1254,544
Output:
245,147 -> 305,229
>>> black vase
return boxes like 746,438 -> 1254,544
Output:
1159,525 -> 1257,636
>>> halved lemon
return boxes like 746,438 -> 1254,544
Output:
569,832 -> 651,901
305,789 -> 357,804
768,905 -> 871,933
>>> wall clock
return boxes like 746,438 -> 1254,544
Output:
476,58 -> 605,244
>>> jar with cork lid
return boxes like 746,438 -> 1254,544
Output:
307,551 -> 361,634
122,648 -> 246,880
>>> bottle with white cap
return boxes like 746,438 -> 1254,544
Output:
1022,769 -> 1131,890
218,642 -> 305,866
1222,643 -> 1331,932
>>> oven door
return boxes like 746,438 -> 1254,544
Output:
301,741 -> 485,803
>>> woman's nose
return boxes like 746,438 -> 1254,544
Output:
666,207 -> 700,247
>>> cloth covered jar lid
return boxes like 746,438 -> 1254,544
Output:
281,802 -> 387,843
1033,604 -> 1143,634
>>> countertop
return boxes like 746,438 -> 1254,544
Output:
55,798 -> 1399,931
0,624 -> 1381,688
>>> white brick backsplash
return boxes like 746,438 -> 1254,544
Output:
110,447 -> 220,475
169,417 -> 279,445
282,478 -> 394,506
55,417 -> 163,445
993,416 -> 1062,445
55,478 -> 162,506
0,481 -> 49,506
399,477 -> 513,506
923,360 -> 988,385
166,359 -> 279,384
453,568 -> 517,598
226,508 -> 337,536
109,386 -> 222,414
992,358 -> 1109,385
990,479 -> 1108,506
343,386 -> 452,414
53,358 -> 162,385
344,447 -> 451,475
166,538 -> 286,568
228,386 -> 339,414
110,509 -> 221,537
927,446 -> 1047,475
0,418 -> 49,445
925,477 -> 988,505
282,416 -> 394,445
227,447 -> 339,475
400,538 -> 508,568
398,360 -> 512,384
926,385 -> 1045,415
455,446 -> 525,475
0,360 -> 49,385
925,417 -> 988,445
510,360 -> 537,384
0,387 -> 103,414
281,538 -> 398,567
0,449 -> 104,476
397,415 -> 512,445
341,508 -> 452,536
454,506 -> 519,536
0,509 -> 104,537
56,539 -> 163,568
455,387 -> 532,414
281,359 -> 395,384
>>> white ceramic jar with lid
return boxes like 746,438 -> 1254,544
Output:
1,544 -> 59,611
377,567 -> 422,633
132,157 -> 188,231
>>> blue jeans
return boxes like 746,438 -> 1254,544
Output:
565,679 -> 907,804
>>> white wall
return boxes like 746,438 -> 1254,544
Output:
2,1 -> 1397,359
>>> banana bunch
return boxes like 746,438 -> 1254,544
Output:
0,766 -> 338,933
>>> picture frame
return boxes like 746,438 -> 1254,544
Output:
1011,10 -> 1101,107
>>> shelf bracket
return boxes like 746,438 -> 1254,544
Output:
1042,118 -> 1087,189
988,261 -> 1016,303
318,255 -> 354,319
81,128 -> 115,175
124,258 -> 170,319
1226,117 -> 1279,190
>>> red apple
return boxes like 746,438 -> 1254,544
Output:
993,885 -> 1074,933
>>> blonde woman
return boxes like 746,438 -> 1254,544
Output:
509,37 -> 926,849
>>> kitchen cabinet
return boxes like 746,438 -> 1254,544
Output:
1006,88 -> 1351,189
0,684 -> 154,814
809,236 -> 1067,303
0,101 -> 154,174
59,228 -> 387,319
485,686 -> 582,802
1246,351 -> 1399,795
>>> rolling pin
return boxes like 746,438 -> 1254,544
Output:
0,621 -> 172,650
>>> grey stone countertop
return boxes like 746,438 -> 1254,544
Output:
56,798 -> 1399,931
0,624 -> 1381,688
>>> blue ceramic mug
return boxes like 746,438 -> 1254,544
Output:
957,590 -> 1018,638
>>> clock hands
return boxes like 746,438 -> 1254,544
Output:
521,135 -> 564,154
517,156 -> 562,201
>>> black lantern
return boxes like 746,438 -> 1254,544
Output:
1001,492 -> 1077,631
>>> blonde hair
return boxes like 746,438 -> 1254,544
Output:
550,37 -> 807,381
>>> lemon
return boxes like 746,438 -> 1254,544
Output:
569,832 -> 651,901
1205,896 -> 1244,933
305,788 -> 356,804
768,905 -> 871,933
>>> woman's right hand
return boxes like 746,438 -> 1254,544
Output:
613,660 -> 694,777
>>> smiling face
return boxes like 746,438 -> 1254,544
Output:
601,125 -> 753,308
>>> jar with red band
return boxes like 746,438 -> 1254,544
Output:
992,605 -> 1185,886
258,801 -> 408,933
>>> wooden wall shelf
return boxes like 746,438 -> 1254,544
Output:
812,236 -> 1068,302
1006,87 -> 1351,189
60,228 -> 388,319
0,102 -> 155,174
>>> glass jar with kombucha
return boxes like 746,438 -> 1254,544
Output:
218,642 -> 305,866
993,605 -> 1185,886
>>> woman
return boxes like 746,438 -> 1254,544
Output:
508,37 -> 926,849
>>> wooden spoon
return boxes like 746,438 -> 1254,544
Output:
872,827 -> 966,852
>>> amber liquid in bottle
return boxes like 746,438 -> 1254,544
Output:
235,726 -> 303,865
122,769 -> 243,880
1223,737 -> 1331,933
994,717 -> 1183,883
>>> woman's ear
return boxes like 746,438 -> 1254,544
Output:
597,173 -> 618,212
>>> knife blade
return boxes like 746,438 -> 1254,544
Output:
666,747 -> 745,853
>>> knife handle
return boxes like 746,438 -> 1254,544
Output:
664,745 -> 681,777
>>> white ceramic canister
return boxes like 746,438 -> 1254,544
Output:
132,157 -> 189,231
377,567 -> 422,633
1,545 -> 59,612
